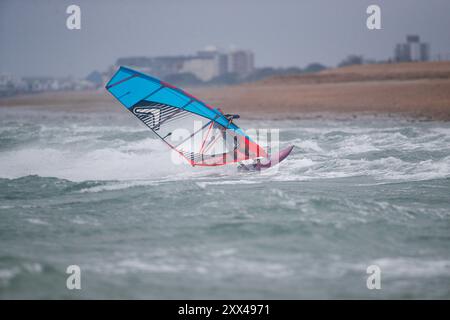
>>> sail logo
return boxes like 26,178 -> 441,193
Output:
134,107 -> 161,130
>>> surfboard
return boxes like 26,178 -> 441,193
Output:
259,145 -> 294,169
238,145 -> 294,171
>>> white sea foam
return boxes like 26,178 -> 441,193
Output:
1,114 -> 450,184
297,140 -> 323,152
373,258 -> 450,277
0,144 -> 190,181
347,258 -> 450,278
26,218 -> 50,225
0,267 -> 20,286
0,263 -> 43,287
77,179 -> 174,193
196,179 -> 260,188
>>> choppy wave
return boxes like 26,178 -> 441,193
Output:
1,109 -> 449,299
1,110 -> 449,184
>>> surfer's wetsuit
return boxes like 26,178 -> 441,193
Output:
215,112 -> 263,170
219,113 -> 262,171
214,113 -> 240,151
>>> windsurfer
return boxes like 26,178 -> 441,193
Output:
237,158 -> 262,172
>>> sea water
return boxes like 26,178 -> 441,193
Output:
0,107 -> 449,299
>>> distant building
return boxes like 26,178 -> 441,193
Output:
115,46 -> 255,82
0,72 -> 99,97
395,35 -> 430,62
395,43 -> 410,62
0,73 -> 27,96
181,57 -> 219,81
116,56 -> 190,78
86,71 -> 103,88
196,46 -> 229,77
228,50 -> 254,75
419,43 -> 430,62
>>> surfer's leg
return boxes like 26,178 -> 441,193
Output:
254,159 -> 262,171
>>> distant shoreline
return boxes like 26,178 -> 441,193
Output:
1,62 -> 450,121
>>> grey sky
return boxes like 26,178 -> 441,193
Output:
1,0 -> 450,78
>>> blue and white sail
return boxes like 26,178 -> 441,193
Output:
106,67 -> 267,166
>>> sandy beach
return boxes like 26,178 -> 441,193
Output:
1,61 -> 450,120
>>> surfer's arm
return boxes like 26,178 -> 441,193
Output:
224,114 -> 240,120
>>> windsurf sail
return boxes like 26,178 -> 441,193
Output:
106,66 -> 267,166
